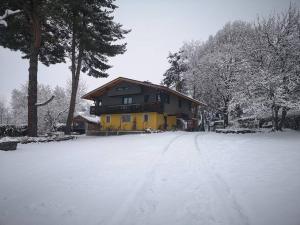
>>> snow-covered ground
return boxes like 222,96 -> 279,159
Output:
0,131 -> 299,225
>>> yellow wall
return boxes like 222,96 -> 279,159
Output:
100,112 -> 177,131
167,115 -> 177,129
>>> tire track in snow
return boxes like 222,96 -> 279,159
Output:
194,133 -> 250,225
106,133 -> 186,225
114,134 -> 218,225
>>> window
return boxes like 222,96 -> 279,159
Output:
98,99 -> 102,107
188,103 -> 192,111
144,114 -> 149,122
178,99 -> 182,108
106,115 -> 111,123
121,114 -> 131,122
165,95 -> 170,104
123,97 -> 133,104
144,95 -> 149,103
156,93 -> 161,102
116,86 -> 129,91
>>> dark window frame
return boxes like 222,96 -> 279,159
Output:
144,114 -> 149,122
156,93 -> 161,102
165,94 -> 170,104
123,96 -> 133,105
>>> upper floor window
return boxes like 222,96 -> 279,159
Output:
106,115 -> 111,123
165,95 -> 170,104
123,97 -> 133,105
156,93 -> 161,102
98,99 -> 102,107
188,103 -> 192,111
116,86 -> 129,91
178,99 -> 182,108
144,95 -> 149,103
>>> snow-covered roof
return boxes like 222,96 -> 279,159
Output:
74,114 -> 100,124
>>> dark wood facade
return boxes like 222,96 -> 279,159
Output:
90,102 -> 164,115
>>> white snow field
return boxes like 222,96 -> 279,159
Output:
0,131 -> 300,225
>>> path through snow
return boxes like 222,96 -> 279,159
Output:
108,133 -> 249,225
0,131 -> 299,225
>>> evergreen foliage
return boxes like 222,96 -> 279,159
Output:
162,51 -> 187,93
0,0 -> 67,136
60,0 -> 130,134
0,0 -> 129,135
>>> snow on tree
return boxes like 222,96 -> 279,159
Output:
232,4 -> 300,130
0,9 -> 20,27
180,21 -> 252,126
176,4 -> 299,130
11,85 -> 28,126
0,97 -> 12,125
162,51 -> 188,93
9,82 -> 88,134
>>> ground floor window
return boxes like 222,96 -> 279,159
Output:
144,114 -> 149,122
106,115 -> 111,123
121,114 -> 131,122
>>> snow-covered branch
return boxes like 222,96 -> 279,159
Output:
0,9 -> 21,27
50,107 -> 69,132
36,95 -> 55,107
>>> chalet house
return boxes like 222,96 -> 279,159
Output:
82,77 -> 205,132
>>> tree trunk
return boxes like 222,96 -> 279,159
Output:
278,107 -> 288,131
65,75 -> 79,134
199,110 -> 205,131
65,23 -> 77,135
272,105 -> 280,131
27,13 -> 41,137
65,41 -> 83,135
223,99 -> 229,127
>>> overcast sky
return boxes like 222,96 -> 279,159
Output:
0,0 -> 297,103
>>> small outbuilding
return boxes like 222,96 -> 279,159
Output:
72,114 -> 101,135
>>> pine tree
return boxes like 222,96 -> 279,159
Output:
162,51 -> 187,93
0,0 -> 66,136
59,0 -> 130,134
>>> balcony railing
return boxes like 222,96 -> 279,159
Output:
90,103 -> 163,115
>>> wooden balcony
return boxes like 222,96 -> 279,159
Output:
90,103 -> 163,115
